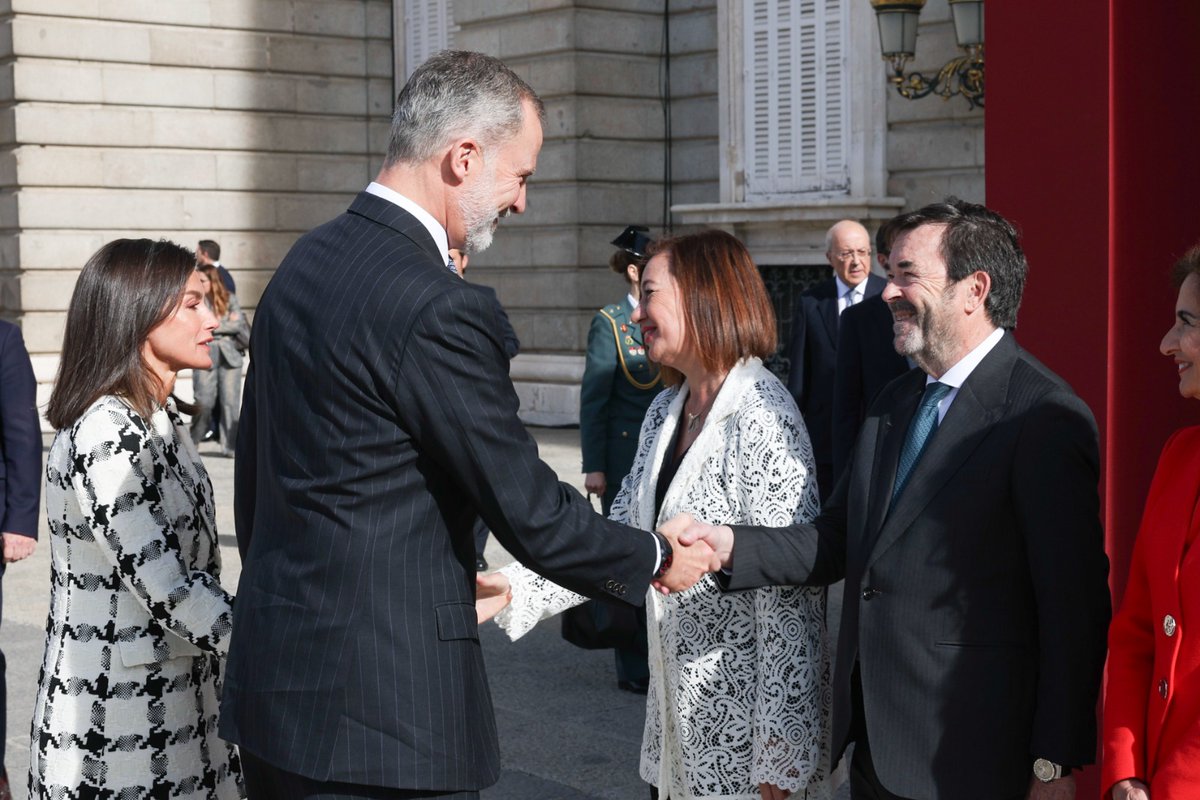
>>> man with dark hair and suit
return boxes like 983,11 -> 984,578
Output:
0,319 -> 40,800
665,199 -> 1111,800
196,238 -> 236,294
787,219 -> 886,500
831,218 -> 911,481
221,50 -> 711,800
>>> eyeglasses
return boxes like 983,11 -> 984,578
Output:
833,248 -> 871,261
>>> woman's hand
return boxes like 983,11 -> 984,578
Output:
1111,778 -> 1149,800
584,471 -> 606,499
758,782 -> 790,800
475,571 -> 512,624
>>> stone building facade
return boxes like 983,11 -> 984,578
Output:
0,0 -> 982,427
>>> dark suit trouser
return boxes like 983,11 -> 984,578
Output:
0,563 -> 6,776
240,751 -> 479,800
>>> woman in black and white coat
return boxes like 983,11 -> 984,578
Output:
30,239 -> 243,798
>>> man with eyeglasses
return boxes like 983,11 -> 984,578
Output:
786,219 -> 886,500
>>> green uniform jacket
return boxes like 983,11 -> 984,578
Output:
579,296 -> 661,513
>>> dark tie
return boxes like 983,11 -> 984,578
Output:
891,381 -> 952,502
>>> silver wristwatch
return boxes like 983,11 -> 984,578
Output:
1032,758 -> 1064,782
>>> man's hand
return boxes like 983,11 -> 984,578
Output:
655,528 -> 714,594
1028,774 -> 1075,800
475,571 -> 511,624
2,532 -> 36,563
759,782 -> 791,800
1110,778 -> 1149,800
660,513 -> 734,571
584,471 -> 606,499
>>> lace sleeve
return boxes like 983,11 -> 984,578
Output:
492,562 -> 588,641
736,394 -> 834,795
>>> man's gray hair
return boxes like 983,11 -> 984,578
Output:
385,50 -> 545,167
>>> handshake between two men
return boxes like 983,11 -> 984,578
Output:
475,512 -> 732,624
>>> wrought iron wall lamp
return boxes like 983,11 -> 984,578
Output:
869,0 -> 984,109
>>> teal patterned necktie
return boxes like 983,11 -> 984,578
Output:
892,381 -> 952,502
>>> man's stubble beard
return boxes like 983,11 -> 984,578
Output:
893,284 -> 959,375
459,165 -> 501,254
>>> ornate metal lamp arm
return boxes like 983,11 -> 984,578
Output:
889,45 -> 985,109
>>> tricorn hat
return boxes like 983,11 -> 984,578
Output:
611,225 -> 652,259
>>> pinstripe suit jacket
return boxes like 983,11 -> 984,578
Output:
725,333 -> 1111,799
219,192 -> 656,790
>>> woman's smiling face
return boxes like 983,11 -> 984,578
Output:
1162,272 -> 1200,400
632,253 -> 690,370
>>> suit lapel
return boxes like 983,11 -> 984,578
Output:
347,192 -> 445,268
865,335 -> 1016,570
864,372 -> 923,538
819,293 -> 839,345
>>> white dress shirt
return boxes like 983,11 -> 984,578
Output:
835,276 -> 867,315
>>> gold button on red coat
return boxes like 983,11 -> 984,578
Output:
1164,614 -> 1178,637
1159,678 -> 1169,699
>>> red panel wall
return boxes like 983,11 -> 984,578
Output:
987,1 -> 1200,793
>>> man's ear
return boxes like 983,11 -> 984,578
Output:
964,270 -> 991,314
447,138 -> 483,184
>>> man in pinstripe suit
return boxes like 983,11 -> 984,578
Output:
220,51 -> 709,799
668,201 -> 1110,800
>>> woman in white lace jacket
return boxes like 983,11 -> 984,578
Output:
496,230 -> 836,800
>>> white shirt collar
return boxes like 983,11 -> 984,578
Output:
627,293 -> 639,309
365,182 -> 450,266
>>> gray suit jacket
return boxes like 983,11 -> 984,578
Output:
727,333 -> 1110,799
221,192 -> 656,791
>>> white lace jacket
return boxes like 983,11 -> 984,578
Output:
497,358 -> 835,800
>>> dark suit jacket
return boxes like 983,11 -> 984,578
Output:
786,273 -> 885,499
0,320 -> 41,539
221,192 -> 656,791
472,284 -> 520,360
727,333 -> 1111,799
831,294 -> 909,483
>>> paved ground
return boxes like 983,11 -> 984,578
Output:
4,427 -> 848,799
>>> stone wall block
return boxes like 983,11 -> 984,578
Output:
368,78 -> 394,117
666,95 -> 717,139
17,188 -> 187,230
0,235 -> 17,273
0,18 -> 13,59
12,61 -> 102,104
207,0 -> 293,32
491,10 -> 575,59
12,231 -> 108,270
263,35 -> 369,77
0,63 -> 12,104
522,54 -> 576,97
19,310 -> 66,354
667,51 -> 717,98
17,0 -> 213,28
454,0 -> 572,24
0,151 -> 16,187
575,140 -> 662,183
213,71 -> 299,113
577,184 -> 663,224
574,97 -> 664,139
0,192 -> 17,231
669,139 -> 718,183
887,121 -> 978,171
15,146 -> 104,188
12,17 -> 151,62
887,170 -> 984,209
274,194 -> 355,231
668,6 -> 717,55
575,9 -> 662,55
149,27 -> 270,72
181,192 -> 280,231
103,64 -> 216,108
291,1 -> 367,38
18,269 -> 77,311
294,156 -> 371,193
573,54 -> 659,98
0,109 -> 13,145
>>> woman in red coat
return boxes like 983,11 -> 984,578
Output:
1102,244 -> 1200,800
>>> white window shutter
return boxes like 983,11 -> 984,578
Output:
404,0 -> 458,79
744,0 -> 850,198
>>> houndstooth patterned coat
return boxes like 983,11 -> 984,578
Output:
29,395 -> 243,798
